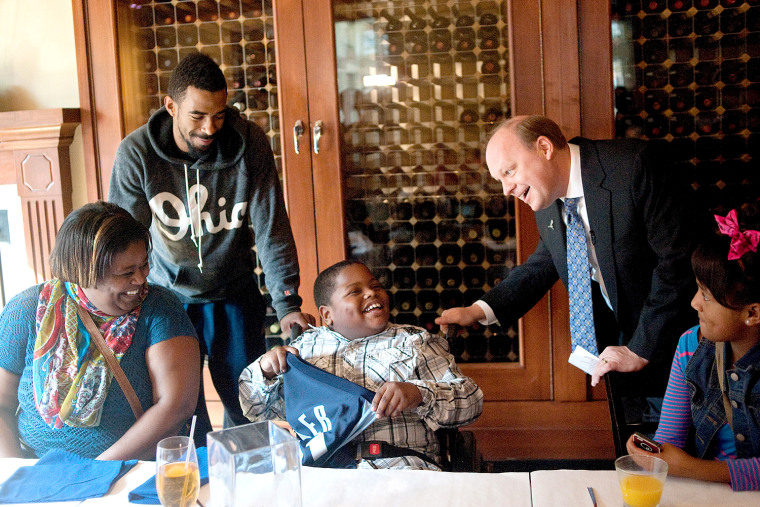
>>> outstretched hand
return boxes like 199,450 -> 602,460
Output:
434,305 -> 486,333
591,346 -> 649,386
371,382 -> 423,418
280,312 -> 316,333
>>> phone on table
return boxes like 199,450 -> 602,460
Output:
632,432 -> 662,453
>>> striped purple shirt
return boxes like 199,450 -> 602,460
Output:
655,326 -> 760,490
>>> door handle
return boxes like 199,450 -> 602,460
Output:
293,120 -> 304,154
313,120 -> 323,154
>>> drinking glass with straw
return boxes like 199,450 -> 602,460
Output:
156,416 -> 200,507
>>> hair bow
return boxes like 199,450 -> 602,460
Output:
714,209 -> 760,260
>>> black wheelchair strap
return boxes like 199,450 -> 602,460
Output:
356,441 -> 439,468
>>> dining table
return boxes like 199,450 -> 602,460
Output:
530,469 -> 760,507
0,457 -> 532,506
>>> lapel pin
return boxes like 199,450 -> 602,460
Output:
548,220 -> 554,230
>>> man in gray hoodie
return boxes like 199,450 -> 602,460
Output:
109,53 -> 315,444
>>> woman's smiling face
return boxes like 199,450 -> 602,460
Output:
82,240 -> 149,316
320,263 -> 390,340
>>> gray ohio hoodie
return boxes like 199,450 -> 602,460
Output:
109,106 -> 302,319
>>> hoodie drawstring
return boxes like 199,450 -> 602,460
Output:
183,163 -> 204,272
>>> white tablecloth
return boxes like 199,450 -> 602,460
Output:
0,459 -> 531,506
530,469 -> 760,507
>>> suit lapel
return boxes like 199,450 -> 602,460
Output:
574,139 -> 617,311
536,200 -> 567,282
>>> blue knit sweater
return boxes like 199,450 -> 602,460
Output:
0,284 -> 197,458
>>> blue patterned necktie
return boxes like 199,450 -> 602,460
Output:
565,198 -> 598,355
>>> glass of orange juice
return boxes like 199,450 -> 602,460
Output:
615,454 -> 668,507
156,436 -> 200,507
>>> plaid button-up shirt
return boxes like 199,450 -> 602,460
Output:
239,324 -> 483,470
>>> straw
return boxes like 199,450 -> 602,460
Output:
184,415 -> 197,468
179,415 -> 197,506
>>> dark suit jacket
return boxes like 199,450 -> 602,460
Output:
482,137 -> 698,373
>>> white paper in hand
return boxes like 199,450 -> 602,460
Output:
568,346 -> 600,375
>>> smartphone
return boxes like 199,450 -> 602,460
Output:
632,432 -> 662,453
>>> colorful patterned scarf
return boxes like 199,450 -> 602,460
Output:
32,279 -> 147,428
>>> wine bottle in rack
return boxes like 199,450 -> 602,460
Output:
393,267 -> 416,290
668,13 -> 692,37
430,30 -> 452,53
440,289 -> 463,309
459,108 -> 478,124
459,197 -> 483,219
487,265 -> 508,287
486,219 -> 509,241
225,68 -> 245,90
405,8 -> 427,30
156,27 -> 176,48
694,11 -> 719,35
480,12 -> 499,25
415,222 -> 437,243
416,267 -> 439,289
454,28 -> 476,51
381,9 -> 403,31
430,11 -> 449,29
668,0 -> 693,12
463,267 -> 486,289
643,15 -> 667,39
394,290 -> 416,313
392,245 -> 415,266
385,33 -> 404,56
418,313 -> 439,334
696,111 -> 719,135
219,0 -> 240,19
455,13 -> 475,27
155,3 -> 175,25
177,25 -> 198,47
416,245 -> 438,267
406,32 -> 428,54
478,26 -> 499,50
198,0 -> 219,22
373,268 -> 392,288
391,222 -> 414,244
669,63 -> 693,88
438,244 -> 461,266
644,90 -> 667,113
695,86 -> 717,110
461,221 -> 483,242
176,1 -> 196,23
418,290 -> 440,312
485,195 -> 508,217
479,52 -> 501,74
694,62 -> 718,86
393,202 -> 413,221
694,0 -> 719,9
436,197 -> 459,220
644,114 -> 667,138
438,221 -> 460,244
440,267 -> 463,289
642,0 -> 667,13
669,113 -> 695,136
462,243 -> 485,265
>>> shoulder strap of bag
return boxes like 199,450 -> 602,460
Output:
715,341 -> 733,431
76,305 -> 144,420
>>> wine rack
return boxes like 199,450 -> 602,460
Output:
119,0 -> 518,363
336,1 -> 517,363
613,0 -> 760,213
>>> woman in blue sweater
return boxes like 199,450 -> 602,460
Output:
0,202 -> 199,460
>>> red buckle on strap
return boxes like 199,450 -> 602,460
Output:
369,443 -> 381,455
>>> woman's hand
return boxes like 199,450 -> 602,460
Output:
625,434 -> 730,484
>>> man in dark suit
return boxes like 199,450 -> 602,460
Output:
436,115 -> 697,400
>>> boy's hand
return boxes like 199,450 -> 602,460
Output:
259,346 -> 300,379
371,382 -> 423,418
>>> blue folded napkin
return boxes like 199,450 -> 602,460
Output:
0,449 -> 137,503
128,446 -> 208,504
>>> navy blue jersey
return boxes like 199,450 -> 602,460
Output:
283,354 -> 376,468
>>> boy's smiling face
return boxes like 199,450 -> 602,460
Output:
320,263 -> 390,340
